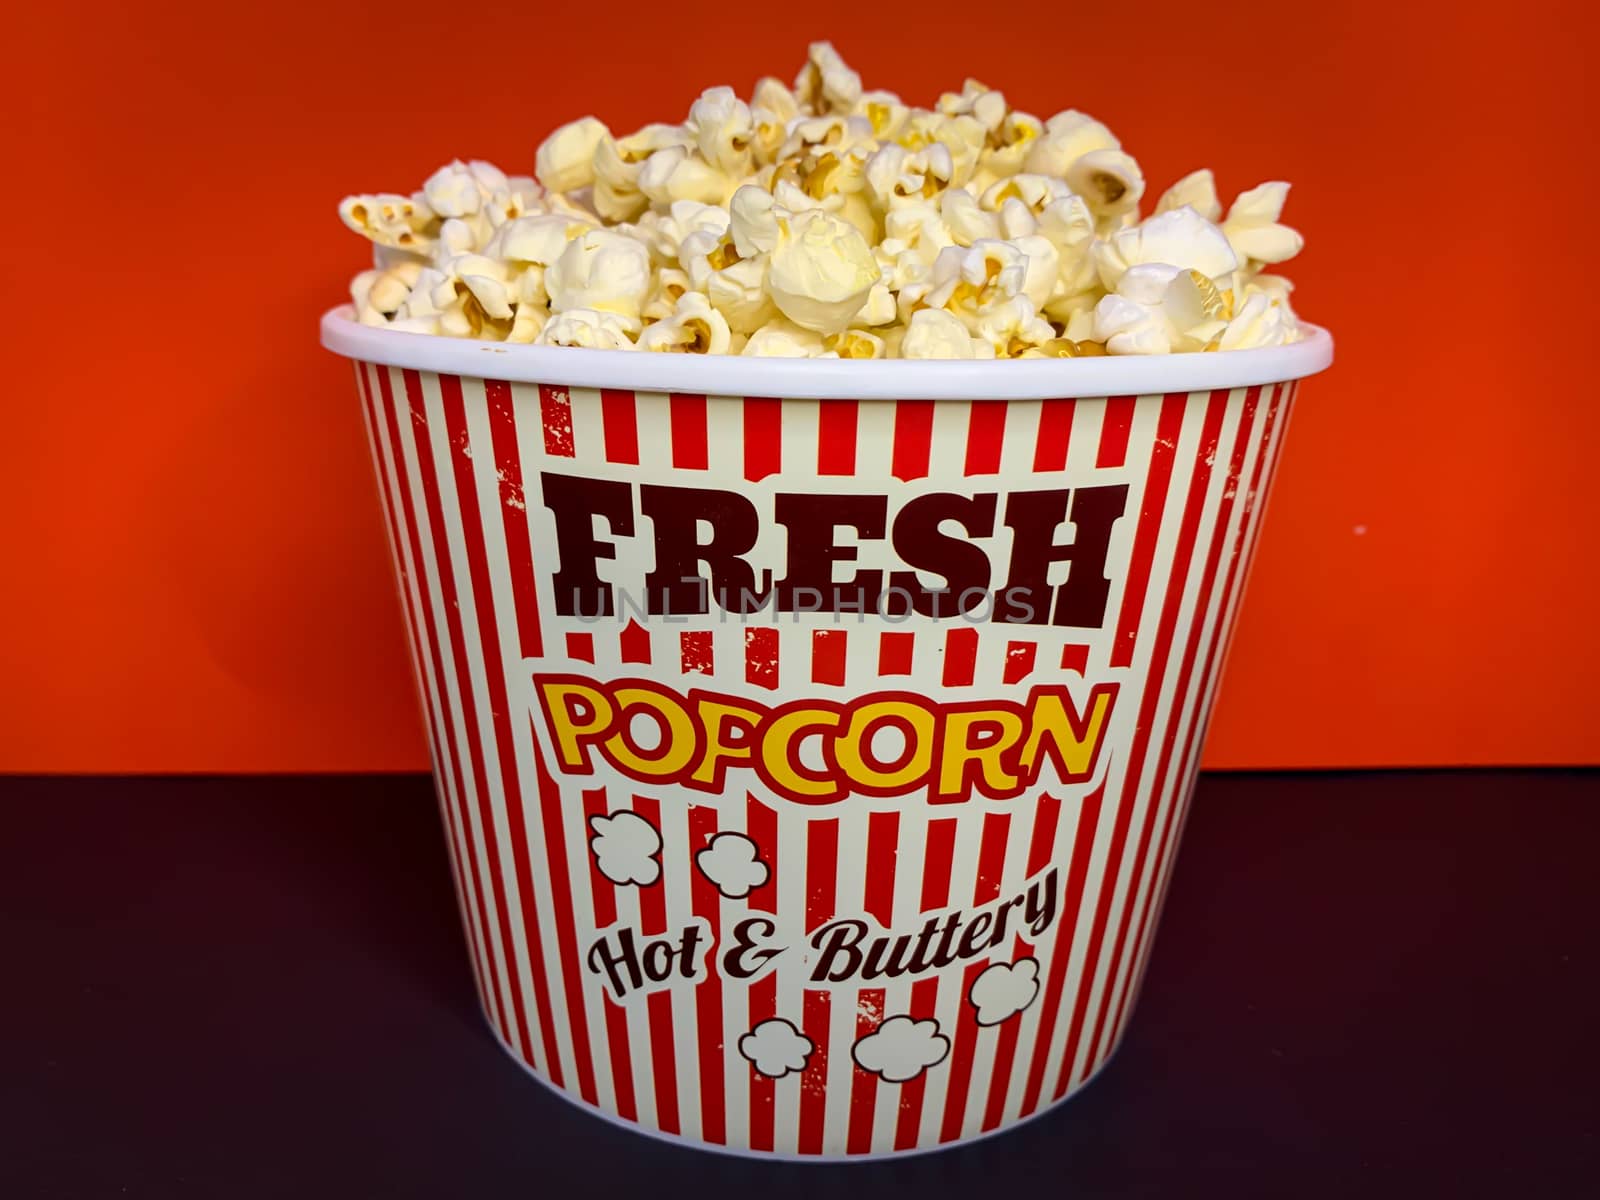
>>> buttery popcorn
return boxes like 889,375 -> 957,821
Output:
340,43 -> 1308,356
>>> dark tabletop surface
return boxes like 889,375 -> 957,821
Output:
3,770 -> 1595,1198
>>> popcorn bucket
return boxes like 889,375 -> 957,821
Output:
322,307 -> 1331,1159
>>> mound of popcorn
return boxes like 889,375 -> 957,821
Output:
339,43 -> 1305,359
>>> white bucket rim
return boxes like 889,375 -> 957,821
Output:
321,304 -> 1332,402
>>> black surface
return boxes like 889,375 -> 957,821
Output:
2,771 -> 1596,1197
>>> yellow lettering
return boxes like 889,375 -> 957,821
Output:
604,685 -> 697,777
938,709 -> 1024,799
836,701 -> 936,792
692,699 -> 766,787
761,707 -> 843,801
540,680 -> 616,770
1018,687 -> 1113,780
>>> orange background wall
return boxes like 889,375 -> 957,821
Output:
5,2 -> 1595,773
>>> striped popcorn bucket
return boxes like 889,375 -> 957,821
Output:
322,308 -> 1332,1159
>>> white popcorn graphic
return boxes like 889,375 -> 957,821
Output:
851,1015 -> 950,1083
967,957 -> 1041,1027
694,832 -> 770,899
586,810 -> 662,887
738,1018 -> 814,1079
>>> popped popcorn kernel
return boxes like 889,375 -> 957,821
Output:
536,117 -> 611,194
339,44 -> 1310,356
637,292 -> 732,354
536,308 -> 637,350
767,208 -> 880,334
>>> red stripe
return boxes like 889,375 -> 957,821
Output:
846,812 -> 898,1154
630,793 -> 681,1134
891,400 -> 935,480
620,619 -> 651,663
963,401 -> 1007,475
582,788 -> 638,1123
1103,387 -> 1262,1053
1018,781 -> 1103,1115
744,626 -> 779,690
444,374 -> 583,1095
746,795 -> 780,1151
939,811 -> 1012,1142
680,629 -> 713,675
1053,391 -> 1228,1100
1114,385 -> 1292,1040
864,812 -> 901,925
538,383 -> 575,457
670,392 -> 709,469
565,631 -> 594,663
1032,398 -> 1074,472
359,367 -> 494,1010
1002,641 -> 1037,685
488,377 -> 598,1093
1078,390 -> 1233,1080
483,378 -> 545,662
942,626 -> 979,688
600,388 -> 639,464
893,818 -> 957,1151
818,400 -> 858,475
1111,395 -> 1188,668
1059,643 -> 1089,675
1095,395 -> 1135,468
688,804 -> 726,1145
878,631 -> 914,675
743,398 -> 782,481
798,818 -> 839,1154
399,370 -> 527,1060
812,629 -> 847,685
981,792 -> 1063,1130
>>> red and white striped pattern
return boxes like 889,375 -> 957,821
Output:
351,363 -> 1297,1157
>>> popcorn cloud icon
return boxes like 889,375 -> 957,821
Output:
851,1015 -> 950,1083
739,1018 -> 814,1079
587,810 -> 662,887
967,957 -> 1041,1026
695,832 -> 769,899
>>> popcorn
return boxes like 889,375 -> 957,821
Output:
902,308 -> 988,359
976,294 -> 1056,357
545,229 -> 653,328
339,192 -> 435,252
940,188 -> 1000,247
767,209 -> 880,333
593,123 -> 693,222
923,240 -> 1032,326
536,308 -> 637,350
638,145 -> 734,207
1023,110 -> 1119,178
640,266 -> 691,323
689,87 -> 756,177
742,318 -> 826,357
422,160 -> 508,218
795,40 -> 862,115
858,89 -> 910,141
1155,168 -> 1222,222
1222,182 -> 1304,274
637,292 -> 732,354
1216,290 -> 1293,350
751,77 -> 800,122
1092,263 -> 1232,355
339,42 -> 1309,356
536,117 -> 611,194
1065,149 -> 1145,223
352,261 -> 423,323
865,143 -> 955,209
1093,206 -> 1238,291
824,328 -> 886,359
